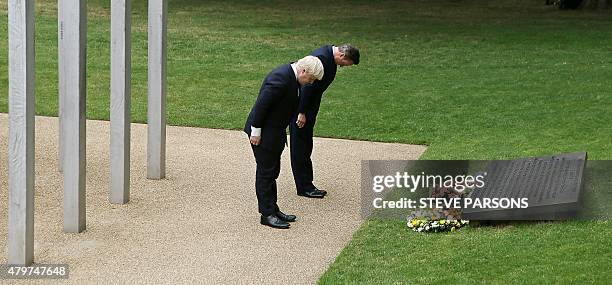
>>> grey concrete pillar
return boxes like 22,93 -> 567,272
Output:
58,1 -> 65,174
8,0 -> 35,266
58,75 -> 64,173
147,0 -> 167,180
110,0 -> 132,204
60,0 -> 87,233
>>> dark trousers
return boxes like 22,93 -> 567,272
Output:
290,120 -> 315,193
251,144 -> 282,216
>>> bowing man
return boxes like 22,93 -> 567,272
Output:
290,44 -> 360,199
244,56 -> 324,229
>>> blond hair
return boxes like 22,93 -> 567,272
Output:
296,55 -> 324,80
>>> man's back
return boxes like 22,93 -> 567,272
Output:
244,64 -> 299,150
299,45 -> 338,117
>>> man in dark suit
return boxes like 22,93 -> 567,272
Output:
290,44 -> 360,198
245,56 -> 324,229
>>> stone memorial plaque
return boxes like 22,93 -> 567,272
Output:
463,152 -> 587,220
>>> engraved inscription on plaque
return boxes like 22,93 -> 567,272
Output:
463,152 -> 587,220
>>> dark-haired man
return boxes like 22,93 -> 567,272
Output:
290,44 -> 360,198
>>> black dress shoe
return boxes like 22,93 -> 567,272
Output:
260,215 -> 290,229
297,189 -> 326,199
314,188 -> 327,196
276,211 -> 297,222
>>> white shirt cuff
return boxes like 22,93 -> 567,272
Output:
250,126 -> 261,137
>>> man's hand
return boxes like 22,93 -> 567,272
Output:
250,135 -> 261,146
296,113 -> 306,128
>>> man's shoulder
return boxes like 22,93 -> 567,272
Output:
267,64 -> 292,79
311,46 -> 334,69
311,45 -> 333,57
262,63 -> 294,89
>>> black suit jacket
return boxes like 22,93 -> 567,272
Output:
297,45 -> 337,122
244,64 -> 299,151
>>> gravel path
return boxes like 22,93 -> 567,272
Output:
0,114 -> 426,284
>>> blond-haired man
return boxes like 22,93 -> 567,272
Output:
244,56 -> 324,229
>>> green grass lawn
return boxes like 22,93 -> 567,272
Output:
320,220 -> 610,284
1,0 -> 611,283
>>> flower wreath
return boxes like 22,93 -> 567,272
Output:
406,187 -> 470,233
